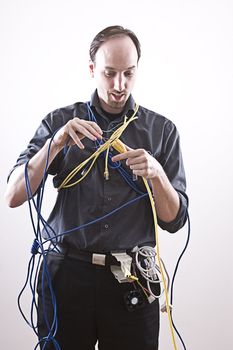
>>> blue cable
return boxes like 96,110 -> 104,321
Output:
169,212 -> 190,350
20,106 -> 189,350
86,102 -> 144,195
42,192 -> 148,244
17,255 -> 36,327
24,158 -> 58,245
22,138 -> 61,350
20,127 -> 150,349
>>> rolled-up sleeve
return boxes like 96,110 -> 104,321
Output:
157,121 -> 188,233
7,116 -> 59,182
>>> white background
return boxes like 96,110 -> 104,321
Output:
1,0 -> 233,349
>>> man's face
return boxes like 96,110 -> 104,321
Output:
89,35 -> 138,114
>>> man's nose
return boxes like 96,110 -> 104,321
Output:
113,74 -> 125,92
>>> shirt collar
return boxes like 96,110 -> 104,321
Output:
90,90 -> 136,119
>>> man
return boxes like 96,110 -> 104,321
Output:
5,25 -> 188,350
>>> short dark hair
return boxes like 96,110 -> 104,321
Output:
89,25 -> 141,63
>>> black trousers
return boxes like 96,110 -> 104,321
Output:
37,252 -> 160,350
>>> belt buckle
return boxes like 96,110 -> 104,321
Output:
92,253 -> 106,266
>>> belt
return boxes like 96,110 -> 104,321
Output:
55,244 -> 121,266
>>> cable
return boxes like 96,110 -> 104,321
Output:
42,193 -> 148,245
134,246 -> 170,299
20,135 -> 149,349
58,104 -> 139,189
22,137 -> 62,350
169,213 -> 191,350
143,178 -> 178,350
20,105 -> 189,350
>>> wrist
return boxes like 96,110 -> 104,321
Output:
151,163 -> 164,182
46,138 -> 63,154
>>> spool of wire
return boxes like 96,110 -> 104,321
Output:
134,246 -> 170,299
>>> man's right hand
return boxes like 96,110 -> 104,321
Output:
53,118 -> 103,150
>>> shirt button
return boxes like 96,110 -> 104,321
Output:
104,224 -> 109,229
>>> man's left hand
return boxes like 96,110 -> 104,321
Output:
112,147 -> 163,180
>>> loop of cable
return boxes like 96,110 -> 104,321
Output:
134,245 -> 170,299
58,104 -> 139,189
20,131 -> 148,350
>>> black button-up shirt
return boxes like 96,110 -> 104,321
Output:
10,91 -> 188,253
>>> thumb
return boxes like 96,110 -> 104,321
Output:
125,144 -> 134,151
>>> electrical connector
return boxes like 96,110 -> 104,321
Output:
112,139 -> 127,153
104,171 -> 109,180
160,302 -> 173,313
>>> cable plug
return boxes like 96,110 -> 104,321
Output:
160,302 -> 173,313
104,171 -> 109,180
128,274 -> 138,282
112,139 -> 127,153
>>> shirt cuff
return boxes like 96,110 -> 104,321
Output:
157,191 -> 189,233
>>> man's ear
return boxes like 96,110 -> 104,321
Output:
89,60 -> 95,78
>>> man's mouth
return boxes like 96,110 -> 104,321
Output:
110,93 -> 125,101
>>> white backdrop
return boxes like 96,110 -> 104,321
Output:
1,0 -> 233,349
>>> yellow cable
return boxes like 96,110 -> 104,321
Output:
57,103 -> 178,349
104,146 -> 110,180
143,178 -> 178,350
58,105 -> 139,190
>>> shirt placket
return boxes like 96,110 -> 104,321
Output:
99,119 -> 121,250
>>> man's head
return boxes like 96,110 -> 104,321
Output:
89,25 -> 141,114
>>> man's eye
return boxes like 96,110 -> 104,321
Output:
105,71 -> 115,78
125,71 -> 134,77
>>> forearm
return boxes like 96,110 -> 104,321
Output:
150,168 -> 180,223
5,117 -> 103,208
5,139 -> 62,208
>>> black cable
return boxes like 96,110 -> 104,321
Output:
170,212 -> 191,350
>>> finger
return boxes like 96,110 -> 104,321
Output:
125,144 -> 133,151
79,120 -> 103,139
126,155 -> 148,166
112,148 -> 146,162
74,119 -> 103,139
111,151 -> 132,162
72,121 -> 99,141
128,162 -> 147,171
68,128 -> 85,149
132,169 -> 149,178
86,121 -> 103,137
